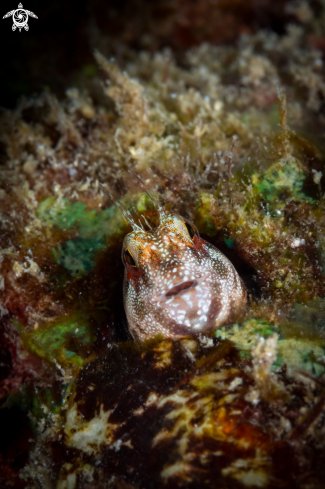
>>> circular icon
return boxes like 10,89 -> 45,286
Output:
13,8 -> 28,29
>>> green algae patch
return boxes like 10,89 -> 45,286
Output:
52,237 -> 106,276
195,192 -> 218,236
252,159 -> 314,213
224,237 -> 235,249
37,193 -> 155,277
1,383 -> 70,432
37,196 -> 124,240
215,319 -> 278,350
276,339 -> 325,377
14,313 -> 96,369
216,318 -> 325,377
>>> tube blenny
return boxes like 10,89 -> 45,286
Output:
102,183 -> 246,341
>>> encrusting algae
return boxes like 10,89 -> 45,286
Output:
1,6 -> 325,487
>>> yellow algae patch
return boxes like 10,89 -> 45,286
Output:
190,369 -> 240,390
151,339 -> 174,368
64,404 -> 119,455
222,451 -> 270,487
161,461 -> 194,481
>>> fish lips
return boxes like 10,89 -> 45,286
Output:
156,275 -> 209,303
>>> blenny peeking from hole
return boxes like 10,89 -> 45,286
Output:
100,179 -> 246,341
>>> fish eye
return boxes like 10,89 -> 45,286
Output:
123,248 -> 137,268
184,220 -> 198,240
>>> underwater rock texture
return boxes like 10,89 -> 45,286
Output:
1,1 -> 325,487
21,338 -> 325,489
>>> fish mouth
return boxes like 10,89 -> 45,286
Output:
164,280 -> 198,298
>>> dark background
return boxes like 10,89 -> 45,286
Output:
0,0 -> 293,109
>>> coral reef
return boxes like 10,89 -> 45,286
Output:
1,1 -> 325,486
21,337 -> 325,488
